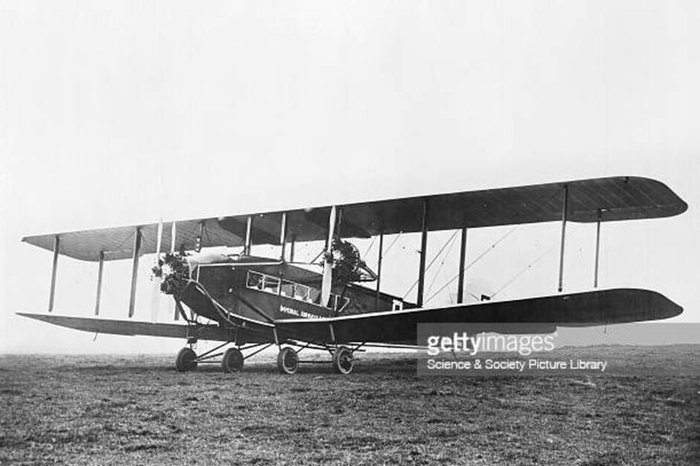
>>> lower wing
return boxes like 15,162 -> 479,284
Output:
15,313 -> 273,343
18,288 -> 681,345
275,288 -> 683,344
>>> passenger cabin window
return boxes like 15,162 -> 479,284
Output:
280,280 -> 294,298
263,276 -> 280,294
294,284 -> 310,301
245,270 -> 350,312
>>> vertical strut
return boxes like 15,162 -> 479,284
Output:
244,216 -> 253,255
557,185 -> 569,293
290,234 -> 296,262
279,213 -> 288,260
196,221 -> 204,252
48,236 -> 60,313
171,221 -> 178,321
594,209 -> 602,288
170,222 -> 177,253
128,227 -> 141,318
417,199 -> 429,307
375,231 -> 384,311
94,251 -> 105,315
457,227 -> 468,304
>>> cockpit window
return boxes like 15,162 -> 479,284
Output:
245,270 -> 351,311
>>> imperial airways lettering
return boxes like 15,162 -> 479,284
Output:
279,305 -> 322,319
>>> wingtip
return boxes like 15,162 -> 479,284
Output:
16,312 -> 44,320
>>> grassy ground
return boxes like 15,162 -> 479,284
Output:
1,346 -> 698,465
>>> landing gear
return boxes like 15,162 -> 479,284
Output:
332,346 -> 354,374
221,348 -> 244,373
277,347 -> 299,375
174,341 -> 356,375
175,347 -> 198,372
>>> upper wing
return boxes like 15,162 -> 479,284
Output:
274,288 -> 683,344
22,176 -> 687,261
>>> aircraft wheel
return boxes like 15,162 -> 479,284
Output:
332,346 -> 354,375
277,347 -> 299,375
175,347 -> 198,372
222,348 -> 244,373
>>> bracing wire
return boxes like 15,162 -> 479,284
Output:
363,235 -> 377,258
114,230 -> 136,254
425,226 -> 519,304
382,231 -> 404,258
402,230 -> 460,299
309,248 -> 325,265
426,232 -> 458,296
490,224 -> 582,299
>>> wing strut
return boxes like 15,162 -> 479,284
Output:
594,209 -> 602,288
244,216 -> 253,255
128,227 -> 141,318
279,213 -> 288,260
374,231 -> 384,311
417,199 -> 429,307
557,185 -> 569,293
48,236 -> 60,313
170,221 -> 177,253
457,227 -> 468,304
94,251 -> 105,315
289,234 -> 296,262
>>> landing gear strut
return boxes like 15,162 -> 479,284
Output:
175,347 -> 198,372
274,344 -> 357,375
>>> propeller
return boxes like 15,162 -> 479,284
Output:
171,221 -> 179,321
150,220 -> 189,320
321,207 -> 337,308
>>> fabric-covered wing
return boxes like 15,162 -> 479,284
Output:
16,313 -> 237,342
274,288 -> 683,345
23,176 -> 687,262
21,219 -> 243,262
335,176 -> 687,236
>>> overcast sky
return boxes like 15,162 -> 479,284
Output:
2,1 -> 699,353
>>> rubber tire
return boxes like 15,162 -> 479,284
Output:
277,347 -> 299,375
221,348 -> 244,373
332,346 -> 354,375
175,347 -> 198,372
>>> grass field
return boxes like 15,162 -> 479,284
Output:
1,346 -> 698,465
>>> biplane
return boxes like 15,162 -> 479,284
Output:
18,176 -> 687,374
